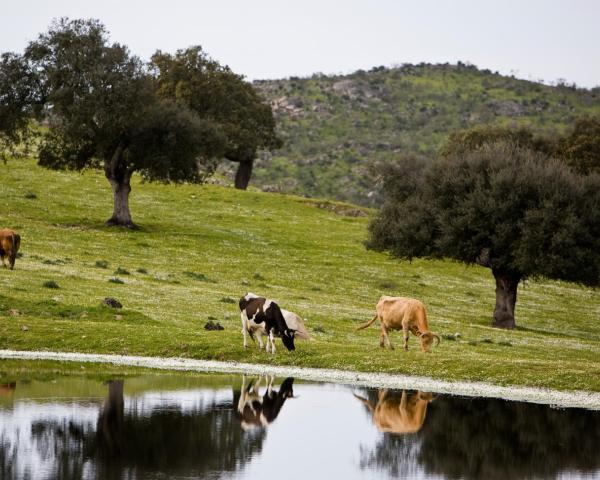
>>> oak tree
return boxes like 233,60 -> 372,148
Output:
368,143 -> 600,329
151,47 -> 281,189
1,18 -> 225,227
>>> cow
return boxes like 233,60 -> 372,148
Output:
0,229 -> 20,270
243,306 -> 311,351
354,389 -> 434,434
235,375 -> 295,430
239,293 -> 296,353
356,296 -> 440,352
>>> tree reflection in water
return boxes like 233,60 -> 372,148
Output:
359,391 -> 600,480
2,377 -> 600,480
1,379 -> 266,480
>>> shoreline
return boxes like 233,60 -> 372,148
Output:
1,349 -> 599,410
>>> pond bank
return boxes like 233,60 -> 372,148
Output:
1,349 -> 599,410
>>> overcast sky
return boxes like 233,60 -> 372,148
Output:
2,0 -> 599,87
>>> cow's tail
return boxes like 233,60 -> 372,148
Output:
356,315 -> 378,331
353,394 -> 374,412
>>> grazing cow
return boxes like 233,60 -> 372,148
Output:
244,306 -> 311,350
354,389 -> 434,434
235,376 -> 295,430
239,293 -> 296,352
356,296 -> 440,352
0,229 -> 20,270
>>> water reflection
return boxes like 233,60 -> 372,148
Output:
359,393 -> 600,480
1,377 -> 265,479
235,375 -> 295,430
0,373 -> 599,480
354,389 -> 433,434
0,383 -> 16,397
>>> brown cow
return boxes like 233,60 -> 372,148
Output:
0,229 -> 20,270
354,389 -> 434,434
356,295 -> 440,352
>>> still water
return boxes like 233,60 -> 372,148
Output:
0,373 -> 599,480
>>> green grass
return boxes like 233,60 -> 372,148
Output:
1,158 -> 599,391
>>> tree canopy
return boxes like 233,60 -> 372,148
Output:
0,18 -> 277,227
439,125 -> 552,158
368,143 -> 600,328
555,116 -> 600,174
151,46 -> 280,189
441,121 -> 600,176
0,52 -> 37,161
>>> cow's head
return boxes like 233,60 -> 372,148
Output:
281,329 -> 296,351
419,332 -> 441,352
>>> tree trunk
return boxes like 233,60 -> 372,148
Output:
104,145 -> 136,228
106,177 -> 136,228
234,159 -> 254,190
492,270 -> 520,329
98,380 -> 124,455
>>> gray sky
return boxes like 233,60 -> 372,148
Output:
2,0 -> 599,87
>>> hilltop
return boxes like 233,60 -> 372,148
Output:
238,63 -> 600,205
1,159 -> 599,391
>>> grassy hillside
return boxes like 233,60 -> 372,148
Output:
1,158 -> 599,391
242,63 -> 600,205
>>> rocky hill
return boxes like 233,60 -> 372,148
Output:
230,63 -> 600,206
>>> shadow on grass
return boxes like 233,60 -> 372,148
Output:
51,220 -> 157,234
0,294 -> 159,326
516,324 -> 600,342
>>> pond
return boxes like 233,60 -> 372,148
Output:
0,373 -> 599,480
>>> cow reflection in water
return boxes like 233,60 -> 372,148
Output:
236,376 -> 295,430
0,383 -> 16,397
355,389 -> 434,434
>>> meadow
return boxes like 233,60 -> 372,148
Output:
1,158 -> 599,391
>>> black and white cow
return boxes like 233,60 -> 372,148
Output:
239,293 -> 296,352
235,376 -> 295,430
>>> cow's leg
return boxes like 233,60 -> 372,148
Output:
0,251 -> 6,269
378,389 -> 389,402
267,375 -> 274,395
400,390 -> 408,410
381,324 -> 394,350
238,376 -> 249,413
269,330 -> 276,354
256,331 -> 264,349
403,324 -> 410,351
254,376 -> 262,394
9,250 -> 16,270
241,313 -> 249,348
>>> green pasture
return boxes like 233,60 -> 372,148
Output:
1,158 -> 599,391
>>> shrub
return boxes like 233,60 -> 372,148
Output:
43,280 -> 59,289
